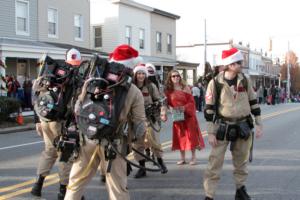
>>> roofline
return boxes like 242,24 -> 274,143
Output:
111,0 -> 153,12
111,0 -> 180,19
177,60 -> 199,67
152,8 -> 180,20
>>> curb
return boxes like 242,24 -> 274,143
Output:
0,123 -> 36,134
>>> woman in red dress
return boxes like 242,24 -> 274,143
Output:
162,70 -> 205,165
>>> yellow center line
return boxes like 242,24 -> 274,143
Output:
261,106 -> 300,119
0,173 -> 58,194
1,105 -> 299,199
0,178 -> 59,200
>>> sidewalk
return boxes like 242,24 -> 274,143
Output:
0,122 -> 35,134
0,111 -> 35,134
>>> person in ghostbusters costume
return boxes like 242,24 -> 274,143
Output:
203,48 -> 263,200
64,44 -> 146,200
132,64 -> 168,178
31,48 -> 82,200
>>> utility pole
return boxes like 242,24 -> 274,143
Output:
204,19 -> 207,67
287,41 -> 291,101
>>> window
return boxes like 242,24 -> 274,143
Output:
139,29 -> 145,49
167,34 -> 172,53
156,32 -> 162,52
48,8 -> 58,37
74,14 -> 83,40
94,26 -> 102,48
125,26 -> 132,45
16,0 -> 29,35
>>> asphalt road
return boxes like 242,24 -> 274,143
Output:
0,103 -> 300,200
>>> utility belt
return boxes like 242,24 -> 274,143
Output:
216,115 -> 254,142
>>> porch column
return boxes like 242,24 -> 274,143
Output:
0,57 -> 6,96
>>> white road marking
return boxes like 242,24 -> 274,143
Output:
0,141 -> 43,151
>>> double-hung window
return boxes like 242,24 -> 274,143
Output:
48,8 -> 58,37
139,29 -> 145,49
167,34 -> 172,53
125,26 -> 132,45
16,0 -> 29,36
74,14 -> 83,40
156,32 -> 162,52
94,27 -> 102,48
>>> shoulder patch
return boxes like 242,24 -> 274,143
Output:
205,91 -> 213,101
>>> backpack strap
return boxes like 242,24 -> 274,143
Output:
213,77 -> 223,121
241,73 -> 248,92
146,83 -> 160,102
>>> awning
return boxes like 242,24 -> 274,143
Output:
45,42 -> 108,58
0,38 -> 66,59
0,38 -> 108,60
248,70 -> 261,76
141,55 -> 177,66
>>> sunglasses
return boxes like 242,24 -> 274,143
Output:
171,74 -> 181,78
235,61 -> 243,65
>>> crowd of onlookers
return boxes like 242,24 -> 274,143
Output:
256,85 -> 285,105
2,73 -> 300,113
256,84 -> 300,105
3,75 -> 33,110
191,82 -> 205,112
190,81 -> 300,110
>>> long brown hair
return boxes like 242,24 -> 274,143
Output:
133,72 -> 149,87
165,69 -> 186,91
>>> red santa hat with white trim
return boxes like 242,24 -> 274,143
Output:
145,63 -> 156,76
133,64 -> 148,77
109,44 -> 143,69
222,47 -> 244,66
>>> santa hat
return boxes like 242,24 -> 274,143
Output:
133,64 -> 148,77
66,48 -> 81,66
109,44 -> 143,68
222,48 -> 244,66
145,63 -> 156,76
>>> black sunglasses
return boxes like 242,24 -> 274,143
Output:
171,74 -> 181,78
235,61 -> 243,65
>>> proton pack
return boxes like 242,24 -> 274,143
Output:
53,125 -> 80,162
76,55 -> 132,140
35,55 -> 74,121
144,97 -> 165,132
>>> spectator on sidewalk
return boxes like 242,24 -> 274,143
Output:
191,83 -> 200,112
257,85 -> 264,104
23,78 -> 33,110
198,82 -> 204,112
163,70 -> 205,165
263,86 -> 268,104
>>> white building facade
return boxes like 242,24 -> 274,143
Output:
91,0 -> 180,80
0,0 -> 90,92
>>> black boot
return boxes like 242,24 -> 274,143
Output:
127,163 -> 132,176
57,184 -> 67,200
134,160 -> 146,178
145,148 -> 151,159
151,153 -> 156,166
235,185 -> 251,200
31,175 -> 45,197
100,175 -> 106,183
204,197 -> 213,200
157,157 -> 168,174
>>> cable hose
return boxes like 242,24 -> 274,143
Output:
149,120 -> 161,132
110,143 -> 162,172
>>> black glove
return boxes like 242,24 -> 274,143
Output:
127,163 -> 132,176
